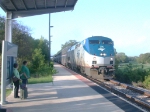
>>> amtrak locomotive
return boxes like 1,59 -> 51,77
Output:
54,36 -> 115,79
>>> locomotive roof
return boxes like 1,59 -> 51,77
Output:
88,36 -> 112,40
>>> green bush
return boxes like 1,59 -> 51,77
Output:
28,75 -> 53,84
31,64 -> 56,78
143,75 -> 150,89
31,48 -> 45,73
15,48 -> 55,79
115,63 -> 149,84
27,48 -> 56,77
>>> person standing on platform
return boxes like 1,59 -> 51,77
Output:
21,61 -> 30,86
13,63 -> 21,98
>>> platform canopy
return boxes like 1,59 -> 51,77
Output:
0,0 -> 78,19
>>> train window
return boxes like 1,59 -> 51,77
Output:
89,40 -> 100,44
102,40 -> 113,44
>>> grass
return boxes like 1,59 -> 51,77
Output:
118,63 -> 150,70
28,75 -> 53,84
0,75 -> 53,100
6,89 -> 12,97
0,89 -> 13,100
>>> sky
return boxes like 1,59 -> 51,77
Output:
0,0 -> 150,57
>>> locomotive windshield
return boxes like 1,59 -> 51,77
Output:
89,40 -> 100,44
102,40 -> 113,44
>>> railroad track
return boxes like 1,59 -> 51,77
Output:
82,75 -> 150,111
62,64 -> 150,111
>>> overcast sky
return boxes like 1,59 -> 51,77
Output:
1,0 -> 150,56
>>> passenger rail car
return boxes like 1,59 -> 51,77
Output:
54,36 -> 115,79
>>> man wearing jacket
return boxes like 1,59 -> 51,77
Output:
21,61 -> 30,86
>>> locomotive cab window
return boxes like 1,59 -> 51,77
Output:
89,40 -> 100,44
102,40 -> 113,44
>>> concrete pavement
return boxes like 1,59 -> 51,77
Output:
2,63 -> 144,112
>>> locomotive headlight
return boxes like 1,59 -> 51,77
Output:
100,53 -> 103,56
110,58 -> 113,60
103,53 -> 106,56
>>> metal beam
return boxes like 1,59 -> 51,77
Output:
49,13 -> 50,66
0,3 -> 7,12
12,6 -> 74,19
45,0 -> 47,8
74,0 -> 78,7
55,0 -> 57,8
0,0 -> 78,13
21,0 -> 27,10
5,12 -> 12,42
33,0 -> 37,9
65,0 -> 68,7
9,0 -> 17,11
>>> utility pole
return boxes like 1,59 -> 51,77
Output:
49,13 -> 53,66
49,13 -> 51,66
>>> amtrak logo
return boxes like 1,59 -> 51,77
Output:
98,46 -> 105,51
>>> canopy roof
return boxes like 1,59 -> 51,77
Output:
0,0 -> 78,18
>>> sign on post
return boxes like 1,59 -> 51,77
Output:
1,41 -> 18,105
6,42 -> 18,57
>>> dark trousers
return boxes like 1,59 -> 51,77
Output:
14,80 -> 19,98
22,79 -> 28,86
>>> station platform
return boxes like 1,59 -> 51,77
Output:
2,63 -> 144,112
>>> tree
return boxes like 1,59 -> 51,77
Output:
12,20 -> 34,59
0,15 -> 55,77
61,40 -> 78,49
128,56 -> 138,63
116,52 -> 128,63
37,36 -> 49,61
31,48 -> 45,71
0,15 -> 34,59
144,53 -> 150,63
137,53 -> 150,64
